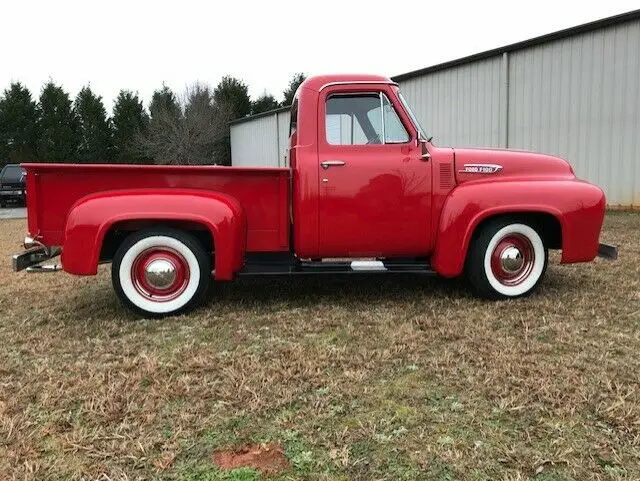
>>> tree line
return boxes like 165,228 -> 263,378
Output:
0,73 -> 306,168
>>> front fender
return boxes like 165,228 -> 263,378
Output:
431,180 -> 606,277
62,189 -> 246,280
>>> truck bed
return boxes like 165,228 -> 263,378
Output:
23,163 -> 290,252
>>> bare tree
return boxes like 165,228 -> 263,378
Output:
139,83 -> 231,165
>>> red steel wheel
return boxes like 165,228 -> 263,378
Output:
131,247 -> 190,302
489,233 -> 535,287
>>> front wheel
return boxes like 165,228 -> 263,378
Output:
112,228 -> 212,317
465,220 -> 548,299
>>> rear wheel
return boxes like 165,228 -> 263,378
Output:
466,219 -> 548,299
112,228 -> 212,317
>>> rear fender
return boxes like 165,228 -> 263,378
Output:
431,180 -> 606,277
62,189 -> 246,280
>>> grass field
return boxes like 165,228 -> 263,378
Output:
0,214 -> 638,480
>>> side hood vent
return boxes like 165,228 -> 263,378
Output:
440,163 -> 455,190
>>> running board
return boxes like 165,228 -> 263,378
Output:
239,255 -> 434,277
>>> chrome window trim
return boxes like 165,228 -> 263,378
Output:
379,92 -> 385,144
319,80 -> 398,91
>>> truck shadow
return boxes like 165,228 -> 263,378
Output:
212,274 -> 471,308
51,266 -> 584,325
209,266 -> 584,310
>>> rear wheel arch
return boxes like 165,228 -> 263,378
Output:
62,190 -> 246,279
100,219 -> 215,264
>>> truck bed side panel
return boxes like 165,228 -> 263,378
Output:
23,164 -> 290,252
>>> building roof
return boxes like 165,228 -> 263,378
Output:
393,8 -> 640,82
230,105 -> 291,125
231,8 -> 640,126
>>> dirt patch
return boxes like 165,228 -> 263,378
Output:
212,443 -> 290,474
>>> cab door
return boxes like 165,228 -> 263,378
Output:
317,85 -> 432,258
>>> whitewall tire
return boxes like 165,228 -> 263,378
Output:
112,228 -> 211,317
466,220 -> 548,299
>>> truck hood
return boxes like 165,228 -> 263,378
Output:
454,147 -> 575,184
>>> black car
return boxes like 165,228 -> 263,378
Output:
0,164 -> 27,207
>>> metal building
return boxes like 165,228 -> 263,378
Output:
230,10 -> 640,207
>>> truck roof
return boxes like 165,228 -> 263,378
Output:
300,74 -> 394,92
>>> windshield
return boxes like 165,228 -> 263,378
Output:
398,92 -> 427,140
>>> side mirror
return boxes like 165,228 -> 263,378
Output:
419,139 -> 431,161
416,130 -> 433,145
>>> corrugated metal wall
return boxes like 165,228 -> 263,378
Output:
230,115 -> 278,167
230,17 -> 640,206
508,20 -> 640,207
231,110 -> 290,167
399,55 -> 506,148
277,111 -> 291,166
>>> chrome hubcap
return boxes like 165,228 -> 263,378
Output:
491,233 -> 535,287
500,246 -> 524,273
144,259 -> 177,289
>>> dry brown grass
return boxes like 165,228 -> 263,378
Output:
0,214 -> 638,481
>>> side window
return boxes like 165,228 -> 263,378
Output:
325,112 -> 367,145
325,93 -> 409,145
326,94 -> 377,145
382,94 -> 409,143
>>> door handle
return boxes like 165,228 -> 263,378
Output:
321,160 -> 346,169
421,153 -> 431,161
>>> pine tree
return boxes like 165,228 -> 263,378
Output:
149,84 -> 181,123
0,82 -> 39,166
282,73 -> 306,106
251,92 -> 279,115
212,76 -> 251,165
74,86 -> 114,163
112,90 -> 149,163
37,81 -> 79,162
213,76 -> 251,120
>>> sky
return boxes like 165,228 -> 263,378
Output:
1,0 -> 638,112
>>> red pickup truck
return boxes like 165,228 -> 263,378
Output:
12,74 -> 617,316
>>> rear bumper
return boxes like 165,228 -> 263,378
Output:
12,245 -> 62,272
597,243 -> 618,260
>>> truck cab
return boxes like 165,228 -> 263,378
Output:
12,74 -> 616,317
290,75 -> 434,259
